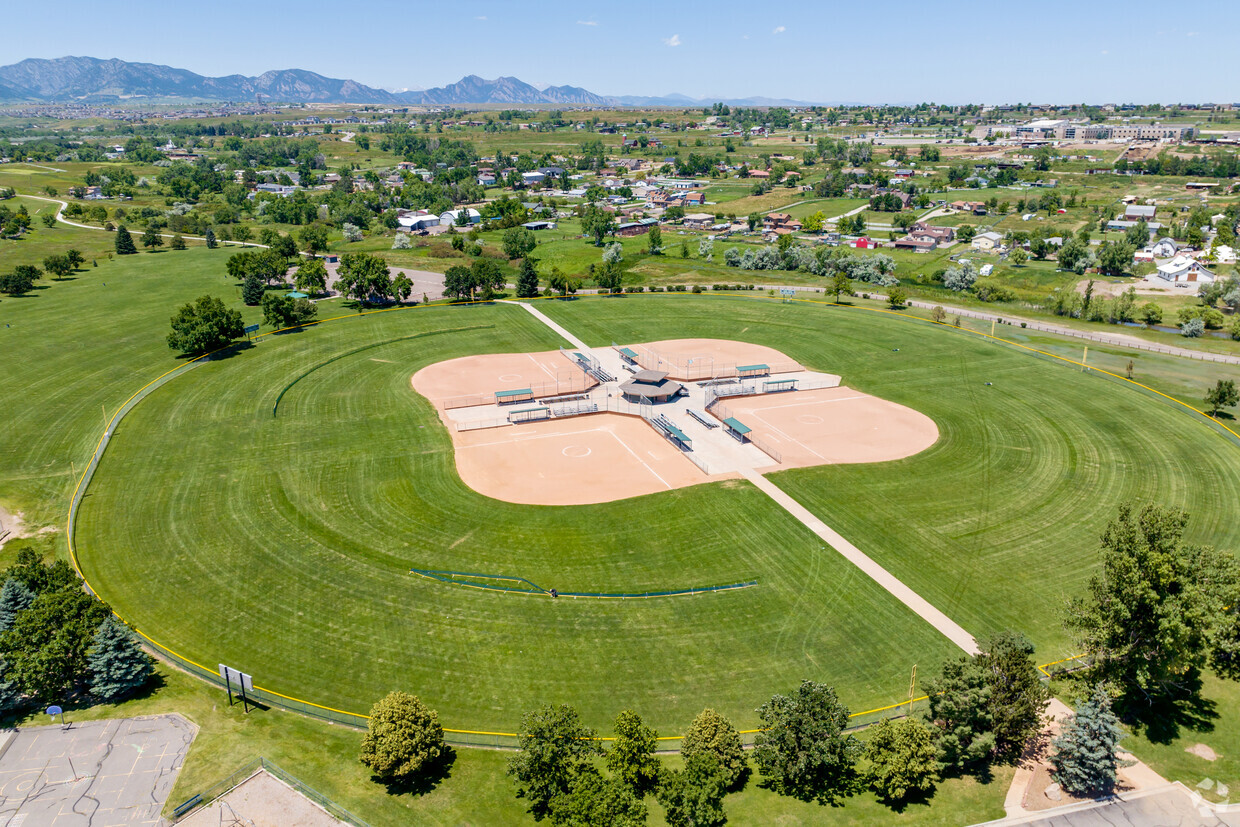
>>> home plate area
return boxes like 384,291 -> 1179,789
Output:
412,339 -> 939,505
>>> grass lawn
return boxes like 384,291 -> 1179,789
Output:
538,296 -> 1240,663
72,299 -> 961,734
44,661 -> 1012,825
3,246 -> 1238,823
1117,672 -> 1240,804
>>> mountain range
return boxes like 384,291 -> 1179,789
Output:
0,57 -> 813,107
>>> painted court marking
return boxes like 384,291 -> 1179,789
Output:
524,352 -> 559,380
562,445 -> 592,458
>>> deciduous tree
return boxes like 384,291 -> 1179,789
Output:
0,589 -> 111,702
507,704 -> 602,818
359,691 -> 446,781
681,709 -> 746,790
656,752 -> 728,827
753,680 -> 859,801
606,710 -> 661,796
167,295 -> 245,355
863,718 -> 941,802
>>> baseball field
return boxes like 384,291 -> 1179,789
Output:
64,289 -> 1240,737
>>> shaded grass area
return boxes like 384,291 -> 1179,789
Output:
1116,673 -> 1240,804
49,663 -> 1012,825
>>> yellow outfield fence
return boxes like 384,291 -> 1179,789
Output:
60,292 -> 1235,750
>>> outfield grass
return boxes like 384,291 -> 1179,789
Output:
62,291 -> 1240,740
538,296 -> 1240,663
72,299 -> 961,735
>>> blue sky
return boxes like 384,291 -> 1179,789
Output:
8,0 -> 1237,103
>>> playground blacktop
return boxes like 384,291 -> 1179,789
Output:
0,714 -> 194,826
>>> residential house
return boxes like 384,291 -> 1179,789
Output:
616,218 -> 659,237
682,213 -> 715,230
894,237 -> 936,253
1124,204 -> 1157,222
477,173 -> 497,186
1155,255 -> 1215,284
972,231 -> 1004,252
521,171 -> 545,186
1213,245 -> 1236,264
1148,237 -> 1179,258
950,200 -> 987,214
683,191 -> 706,206
910,222 -> 955,243
764,213 -> 803,232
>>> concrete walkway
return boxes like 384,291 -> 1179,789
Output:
504,298 -> 980,654
502,300 -> 592,351
739,467 -> 979,654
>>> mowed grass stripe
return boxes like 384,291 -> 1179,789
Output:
539,295 -> 1240,656
77,302 -> 957,732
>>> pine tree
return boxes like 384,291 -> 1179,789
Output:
516,257 -> 540,298
1051,684 -> 1127,797
204,227 -> 217,249
0,658 -> 21,715
114,225 -> 136,255
0,579 -> 35,633
241,273 -> 265,305
87,616 -> 153,703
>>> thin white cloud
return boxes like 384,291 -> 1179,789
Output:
773,25 -> 786,34
663,34 -> 681,47
475,15 -> 487,21
1101,49 -> 1109,55
576,20 -> 599,26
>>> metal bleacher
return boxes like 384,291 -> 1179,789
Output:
687,409 -> 718,429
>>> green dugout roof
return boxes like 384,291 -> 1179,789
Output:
619,347 -> 639,359
495,388 -> 533,399
737,363 -> 770,373
723,417 -> 752,435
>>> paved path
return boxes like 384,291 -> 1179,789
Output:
739,467 -> 979,653
502,300 -> 592,351
982,783 -> 1240,826
506,299 -> 979,653
19,192 -> 262,248
893,295 -> 1240,365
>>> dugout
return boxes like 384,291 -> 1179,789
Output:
508,406 -> 550,423
618,347 -> 640,366
619,370 -> 685,404
763,378 -> 797,392
723,417 -> 752,443
495,388 -> 534,405
737,364 -> 771,378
